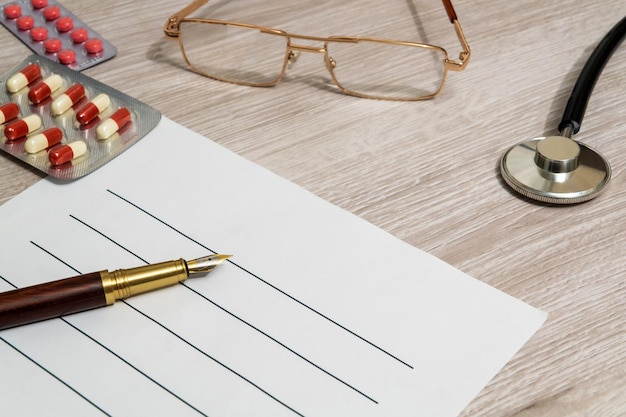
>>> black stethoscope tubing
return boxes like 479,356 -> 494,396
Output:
559,15 -> 626,136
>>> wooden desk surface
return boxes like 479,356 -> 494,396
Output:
1,0 -> 625,415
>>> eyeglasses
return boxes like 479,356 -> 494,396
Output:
164,0 -> 470,101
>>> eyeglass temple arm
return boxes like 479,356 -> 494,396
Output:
442,0 -> 470,71
164,0 -> 208,37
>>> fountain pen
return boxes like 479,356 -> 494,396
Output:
0,254 -> 230,331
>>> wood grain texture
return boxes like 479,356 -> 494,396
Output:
0,0 -> 624,415
0,272 -> 106,330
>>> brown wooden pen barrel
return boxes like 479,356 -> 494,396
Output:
0,272 -> 106,331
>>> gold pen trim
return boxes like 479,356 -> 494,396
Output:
101,259 -> 189,305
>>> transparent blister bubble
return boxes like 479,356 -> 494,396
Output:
0,55 -> 161,180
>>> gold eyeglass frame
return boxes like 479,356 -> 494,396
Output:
164,0 -> 471,101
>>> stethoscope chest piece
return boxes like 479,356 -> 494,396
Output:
501,136 -> 611,204
500,14 -> 626,205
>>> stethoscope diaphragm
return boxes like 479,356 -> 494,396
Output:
500,135 -> 611,204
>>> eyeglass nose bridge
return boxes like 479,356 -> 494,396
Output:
287,42 -> 326,55
286,41 -> 328,68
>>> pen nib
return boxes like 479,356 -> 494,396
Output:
186,254 -> 231,276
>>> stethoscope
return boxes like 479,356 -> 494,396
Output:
500,15 -> 626,204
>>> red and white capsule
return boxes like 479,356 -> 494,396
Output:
0,102 -> 19,124
76,93 -> 110,125
24,127 -> 63,153
51,83 -> 85,115
28,73 -> 63,104
97,107 -> 131,139
6,63 -> 41,93
49,140 -> 87,165
4,114 -> 42,140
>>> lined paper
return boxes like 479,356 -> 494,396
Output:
0,117 -> 546,417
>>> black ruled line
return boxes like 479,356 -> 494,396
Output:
64,319 -> 210,417
0,336 -> 112,417
0,275 -> 111,417
26,243 -> 210,417
0,275 -> 17,289
69,214 -> 377,404
184,282 -> 378,403
30,241 -> 304,417
123,301 -> 305,417
106,188 -> 413,369
68,214 -> 149,264
230,261 -> 414,369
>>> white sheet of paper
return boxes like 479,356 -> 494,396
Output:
0,117 -> 546,417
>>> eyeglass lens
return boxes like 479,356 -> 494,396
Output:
180,21 -> 288,85
326,40 -> 445,99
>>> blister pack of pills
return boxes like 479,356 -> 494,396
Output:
1,0 -> 116,71
0,55 -> 161,180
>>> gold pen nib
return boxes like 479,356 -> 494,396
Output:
186,254 -> 231,276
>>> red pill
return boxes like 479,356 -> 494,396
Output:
85,38 -> 103,54
30,26 -> 48,41
97,107 -> 131,139
6,63 -> 41,93
44,38 -> 62,53
51,83 -> 85,115
76,93 -> 110,125
24,127 -> 62,153
16,15 -> 34,30
58,49 -> 76,65
0,102 -> 19,124
3,4 -> 21,19
49,140 -> 87,165
4,114 -> 42,140
31,0 -> 48,9
70,27 -> 88,43
56,16 -> 73,32
28,74 -> 63,104
43,5 -> 60,20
